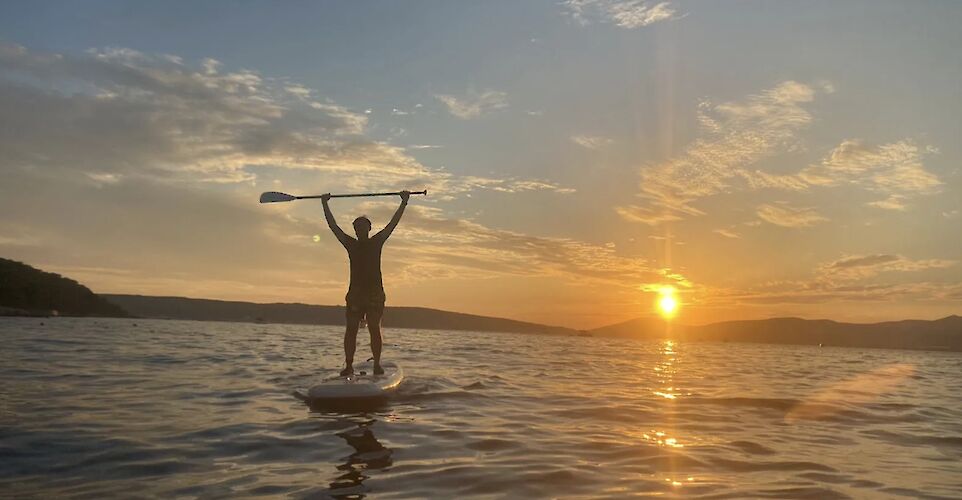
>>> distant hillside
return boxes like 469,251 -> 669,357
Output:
591,316 -> 672,339
592,315 -> 962,352
102,294 -> 577,335
7,257 -> 959,352
0,258 -> 128,317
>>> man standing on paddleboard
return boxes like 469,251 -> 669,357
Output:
322,190 -> 410,376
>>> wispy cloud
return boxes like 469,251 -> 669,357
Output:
355,203 -> 682,290
571,135 -> 614,149
818,254 -> 955,280
726,281 -> 962,306
800,139 -> 941,210
0,43 -> 563,197
713,228 -> 740,239
0,234 -> 43,247
0,41 -> 589,312
563,0 -> 680,28
428,176 -> 575,198
283,84 -> 312,98
729,253 -> 957,304
866,194 -> 908,211
615,206 -> 682,225
617,81 -> 824,225
616,80 -> 942,226
708,256 -> 960,307
435,90 -> 508,119
756,202 -> 827,228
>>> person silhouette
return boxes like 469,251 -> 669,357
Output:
322,190 -> 409,376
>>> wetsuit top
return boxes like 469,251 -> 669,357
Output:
344,235 -> 386,303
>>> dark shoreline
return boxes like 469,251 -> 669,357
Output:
6,307 -> 960,354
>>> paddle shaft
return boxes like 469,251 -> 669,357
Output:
300,190 -> 426,200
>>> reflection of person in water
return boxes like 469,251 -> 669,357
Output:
322,191 -> 409,377
328,420 -> 393,499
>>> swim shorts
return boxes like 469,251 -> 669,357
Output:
346,291 -> 385,320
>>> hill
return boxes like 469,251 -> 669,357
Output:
102,294 -> 577,335
0,258 -> 128,317
592,315 -> 962,352
591,315 -> 672,339
5,257 -> 959,351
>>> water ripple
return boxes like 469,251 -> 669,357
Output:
1,317 -> 960,498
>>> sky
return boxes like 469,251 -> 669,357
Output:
1,1 -> 961,328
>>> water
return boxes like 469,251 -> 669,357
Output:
1,318 -> 960,499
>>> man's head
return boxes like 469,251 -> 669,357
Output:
353,216 -> 372,239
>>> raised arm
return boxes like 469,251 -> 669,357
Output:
375,190 -> 410,241
322,194 -> 354,248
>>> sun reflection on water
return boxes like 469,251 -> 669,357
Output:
640,430 -> 685,448
652,340 -> 683,400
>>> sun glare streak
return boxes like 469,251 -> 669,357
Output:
786,363 -> 915,423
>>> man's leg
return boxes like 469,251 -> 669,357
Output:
343,306 -> 362,376
366,305 -> 384,374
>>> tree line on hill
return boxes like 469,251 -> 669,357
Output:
0,258 -> 127,317
100,294 -> 575,335
3,257 -> 959,352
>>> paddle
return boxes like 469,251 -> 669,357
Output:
259,190 -> 427,203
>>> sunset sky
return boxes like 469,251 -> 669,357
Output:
1,1 -> 960,328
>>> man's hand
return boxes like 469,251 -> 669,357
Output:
400,190 -> 410,203
321,193 -> 332,203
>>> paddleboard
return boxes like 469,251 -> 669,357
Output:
302,361 -> 403,401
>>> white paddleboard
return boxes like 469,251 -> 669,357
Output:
305,361 -> 403,400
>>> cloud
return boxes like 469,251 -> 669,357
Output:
0,234 -> 43,247
712,253 -> 958,306
284,84 -> 312,98
352,203 -> 682,290
0,43 -> 565,197
0,42 -> 589,310
712,274 -> 962,307
615,206 -> 682,225
828,254 -> 902,270
731,281 -> 962,305
866,194 -> 908,211
819,254 -> 955,280
407,173 -> 572,196
435,90 -> 508,119
678,248 -> 959,311
756,203 -> 827,228
616,82 -> 943,225
571,135 -> 614,149
0,163 -> 579,309
563,0 -> 680,28
800,139 -> 941,210
713,228 -> 740,239
0,163 -> 351,303
617,81 -> 824,225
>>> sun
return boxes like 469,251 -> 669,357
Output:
657,287 -> 678,318
659,295 -> 677,315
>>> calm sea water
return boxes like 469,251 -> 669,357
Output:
1,317 -> 960,499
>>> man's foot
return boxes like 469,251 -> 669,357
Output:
340,366 -> 354,377
373,363 -> 384,376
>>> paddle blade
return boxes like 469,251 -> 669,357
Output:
259,191 -> 297,203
